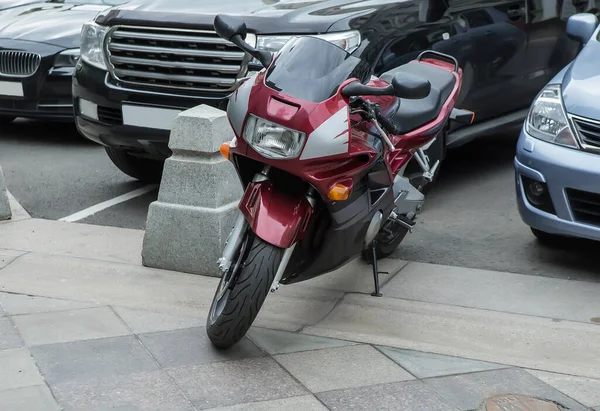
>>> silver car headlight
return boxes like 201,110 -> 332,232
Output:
80,22 -> 109,70
256,30 -> 361,54
243,115 -> 306,159
525,84 -> 578,149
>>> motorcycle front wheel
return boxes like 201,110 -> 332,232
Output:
206,234 -> 283,348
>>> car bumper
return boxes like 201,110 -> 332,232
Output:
514,127 -> 600,241
0,67 -> 74,121
72,62 -> 231,159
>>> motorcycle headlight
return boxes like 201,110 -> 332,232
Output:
255,30 -> 361,60
243,115 -> 306,159
525,84 -> 578,148
80,22 -> 109,70
54,49 -> 80,68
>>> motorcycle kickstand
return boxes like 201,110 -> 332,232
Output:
370,240 -> 387,297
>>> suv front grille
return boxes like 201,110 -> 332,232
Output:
571,115 -> 600,152
0,51 -> 41,77
566,188 -> 600,227
106,26 -> 248,93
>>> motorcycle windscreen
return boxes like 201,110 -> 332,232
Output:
264,36 -> 371,103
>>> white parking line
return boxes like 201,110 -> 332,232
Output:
58,184 -> 159,223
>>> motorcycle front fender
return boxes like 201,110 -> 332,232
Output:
239,181 -> 313,249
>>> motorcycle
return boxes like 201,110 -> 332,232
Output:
207,14 -> 474,348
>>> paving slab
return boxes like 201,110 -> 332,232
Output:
0,292 -> 99,315
0,348 -> 44,390
274,344 -> 414,393
317,380 -> 459,411
12,306 -> 130,346
0,218 -> 143,264
294,257 -> 408,294
112,306 -> 202,334
0,249 -> 26,269
527,370 -> 600,408
0,385 -> 60,411
138,327 -> 264,369
0,252 -> 219,318
0,317 -> 23,350
302,294 -> 600,379
424,368 -> 588,411
30,335 -> 158,385
0,252 -> 343,332
247,327 -> 357,355
377,346 -> 509,378
50,370 -> 194,411
204,395 -> 328,411
167,357 -> 306,410
382,261 -> 600,324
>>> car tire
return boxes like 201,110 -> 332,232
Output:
530,227 -> 569,246
105,147 -> 164,183
0,116 -> 16,124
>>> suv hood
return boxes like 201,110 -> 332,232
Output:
97,0 -> 385,34
562,37 -> 600,120
0,2 -> 110,48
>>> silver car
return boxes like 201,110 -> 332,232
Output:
515,13 -> 600,244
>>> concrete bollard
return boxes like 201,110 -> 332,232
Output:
142,104 -> 242,277
0,165 -> 11,221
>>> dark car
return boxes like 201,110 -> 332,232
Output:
73,0 -> 599,182
0,0 -> 127,124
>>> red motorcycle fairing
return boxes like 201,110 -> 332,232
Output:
239,180 -> 313,249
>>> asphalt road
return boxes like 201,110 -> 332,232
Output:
0,120 -> 598,281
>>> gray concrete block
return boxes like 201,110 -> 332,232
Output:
169,104 -> 235,153
158,157 -> 242,209
142,201 -> 239,276
0,165 -> 11,220
142,104 -> 242,277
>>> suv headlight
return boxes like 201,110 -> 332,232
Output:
243,115 -> 306,159
54,49 -> 80,68
80,22 -> 109,70
256,30 -> 361,54
525,84 -> 578,148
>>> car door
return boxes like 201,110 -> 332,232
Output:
372,0 -> 530,123
523,0 -> 600,102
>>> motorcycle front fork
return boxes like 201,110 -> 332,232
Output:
217,165 -> 305,294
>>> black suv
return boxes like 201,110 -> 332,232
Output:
72,0 -> 598,182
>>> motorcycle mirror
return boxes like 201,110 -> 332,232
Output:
391,72 -> 431,100
214,15 -> 273,68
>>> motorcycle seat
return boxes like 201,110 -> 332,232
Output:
380,61 -> 456,134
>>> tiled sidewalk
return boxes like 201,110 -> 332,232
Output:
1,292 -> 599,411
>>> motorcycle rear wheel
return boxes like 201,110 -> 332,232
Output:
361,223 -> 409,262
206,234 -> 283,349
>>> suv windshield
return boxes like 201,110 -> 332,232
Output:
265,36 -> 371,103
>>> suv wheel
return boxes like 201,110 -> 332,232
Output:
0,116 -> 16,124
105,147 -> 164,183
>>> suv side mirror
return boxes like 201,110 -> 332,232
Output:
392,72 -> 431,99
214,14 -> 247,42
566,13 -> 599,45
419,0 -> 449,22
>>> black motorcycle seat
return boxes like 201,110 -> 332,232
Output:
380,61 -> 456,134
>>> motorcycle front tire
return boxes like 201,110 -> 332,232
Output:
207,235 -> 282,349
